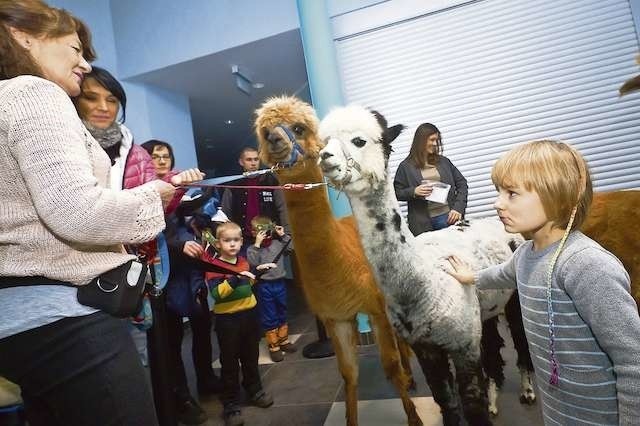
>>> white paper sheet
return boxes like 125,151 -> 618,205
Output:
425,182 -> 451,204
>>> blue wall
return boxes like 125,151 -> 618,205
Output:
50,0 -> 199,171
109,0 -> 300,79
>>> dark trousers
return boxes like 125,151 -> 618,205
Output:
215,308 -> 261,408
256,279 -> 288,331
166,294 -> 215,401
0,312 -> 157,426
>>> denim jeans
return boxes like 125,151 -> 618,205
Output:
430,212 -> 450,230
256,279 -> 288,331
0,311 -> 158,426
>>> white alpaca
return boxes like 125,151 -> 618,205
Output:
317,105 -> 534,423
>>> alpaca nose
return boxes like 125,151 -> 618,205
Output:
320,151 -> 333,161
267,133 -> 281,144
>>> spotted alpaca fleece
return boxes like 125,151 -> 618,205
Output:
344,178 -> 491,425
351,186 -> 483,349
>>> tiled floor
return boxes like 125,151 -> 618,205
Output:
179,283 -> 544,425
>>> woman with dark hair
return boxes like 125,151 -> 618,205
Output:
0,1 -> 202,424
394,123 -> 468,236
75,66 -> 159,191
143,139 -> 221,425
76,69 -> 210,424
142,139 -> 175,179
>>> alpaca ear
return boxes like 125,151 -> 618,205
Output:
384,124 -> 405,144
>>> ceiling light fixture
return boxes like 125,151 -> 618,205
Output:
224,119 -> 234,125
232,65 -> 254,95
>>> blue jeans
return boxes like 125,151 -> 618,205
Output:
256,279 -> 288,331
431,213 -> 450,230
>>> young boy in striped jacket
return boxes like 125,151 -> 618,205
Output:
205,221 -> 273,426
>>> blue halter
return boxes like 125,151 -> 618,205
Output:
275,124 -> 305,168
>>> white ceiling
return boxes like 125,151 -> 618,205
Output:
128,29 -> 311,175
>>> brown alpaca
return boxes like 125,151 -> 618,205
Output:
582,190 -> 640,309
254,96 -> 422,426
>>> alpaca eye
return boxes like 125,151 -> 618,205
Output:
351,137 -> 366,147
292,124 -> 305,136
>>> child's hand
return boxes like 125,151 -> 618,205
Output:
254,230 -> 267,247
238,270 -> 256,280
274,225 -> 285,237
446,255 -> 476,285
256,263 -> 277,271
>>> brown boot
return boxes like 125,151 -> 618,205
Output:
265,329 -> 284,362
277,323 -> 297,353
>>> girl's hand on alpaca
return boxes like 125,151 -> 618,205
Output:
256,263 -> 277,271
254,230 -> 267,247
274,225 -> 285,237
446,255 -> 476,285
238,270 -> 256,280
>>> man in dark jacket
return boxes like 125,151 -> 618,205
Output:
221,147 -> 289,254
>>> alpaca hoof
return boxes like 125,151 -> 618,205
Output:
488,404 -> 498,416
519,393 -> 536,405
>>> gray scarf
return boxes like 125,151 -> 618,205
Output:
83,120 -> 123,149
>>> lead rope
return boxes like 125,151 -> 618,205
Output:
546,206 -> 577,385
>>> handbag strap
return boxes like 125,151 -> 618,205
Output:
0,276 -> 75,289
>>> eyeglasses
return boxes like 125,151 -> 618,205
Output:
151,155 -> 171,161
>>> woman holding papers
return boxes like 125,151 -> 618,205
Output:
394,123 -> 468,235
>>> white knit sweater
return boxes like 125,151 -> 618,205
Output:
0,76 -> 165,285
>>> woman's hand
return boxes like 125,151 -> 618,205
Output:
446,255 -> 476,285
256,263 -> 277,271
183,240 -> 204,258
447,209 -> 462,224
152,180 -> 177,208
170,168 -> 205,186
414,182 -> 434,198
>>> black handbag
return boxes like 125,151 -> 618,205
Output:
0,260 -> 148,318
77,260 -> 148,318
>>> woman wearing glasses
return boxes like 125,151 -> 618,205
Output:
142,139 -> 176,178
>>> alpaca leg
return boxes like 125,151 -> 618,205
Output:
411,342 -> 461,426
396,335 -> 417,390
370,315 -> 422,426
451,350 -> 492,426
480,317 -> 505,416
487,379 -> 498,417
504,294 -> 536,405
324,318 -> 360,426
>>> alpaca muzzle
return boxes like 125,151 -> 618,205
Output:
266,125 -> 305,168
